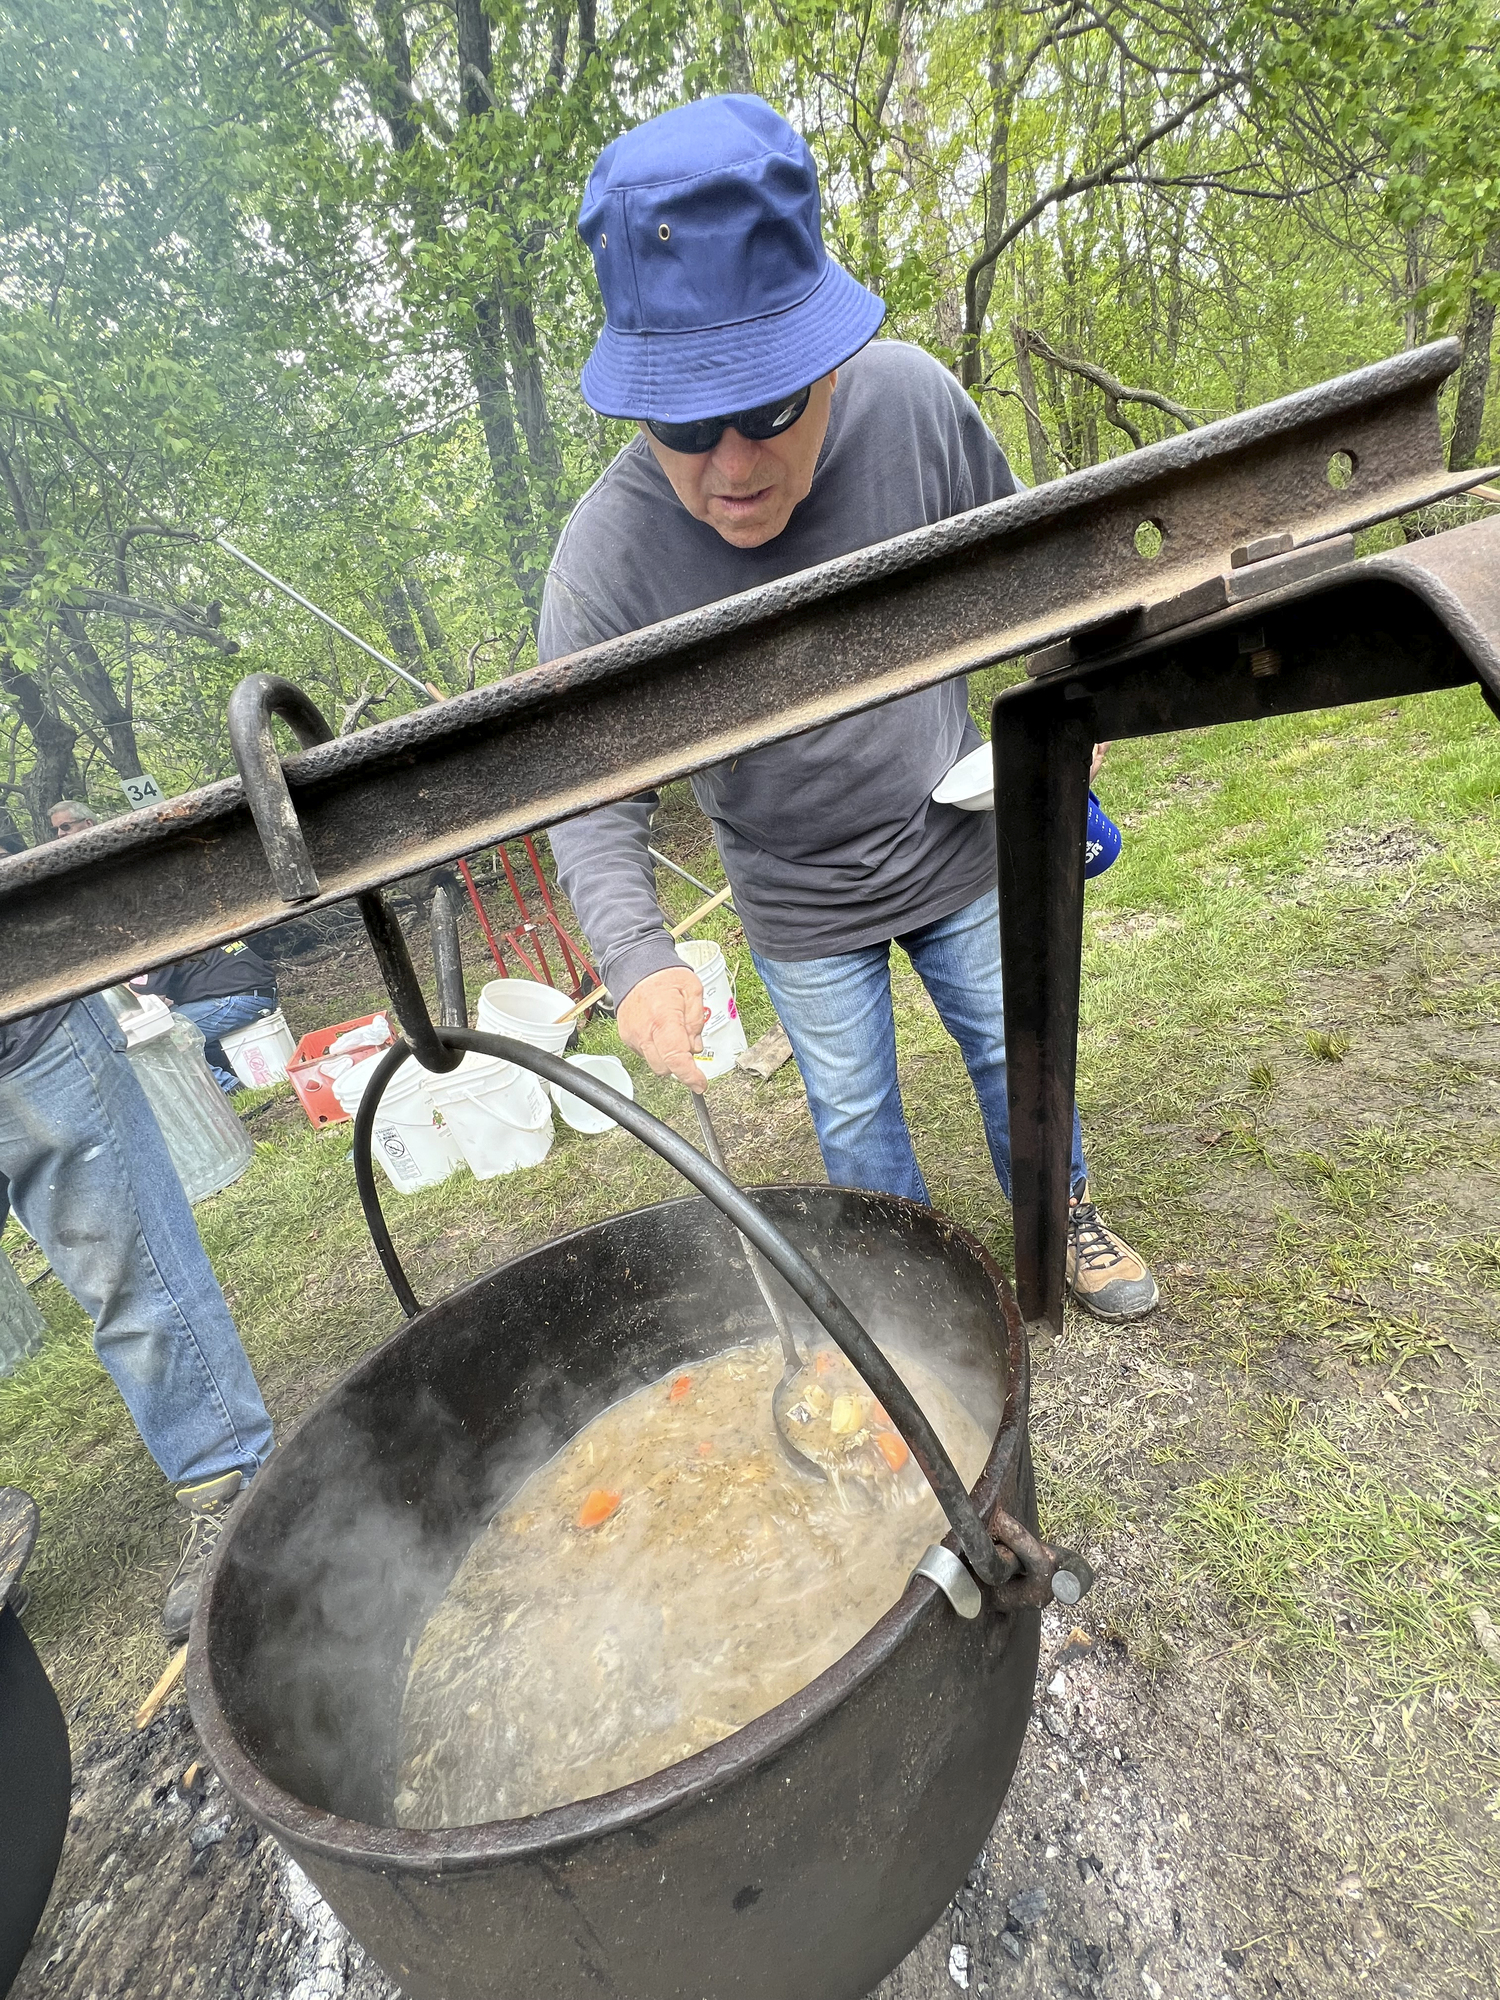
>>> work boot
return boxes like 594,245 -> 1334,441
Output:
162,1471 -> 242,1644
1066,1186 -> 1159,1321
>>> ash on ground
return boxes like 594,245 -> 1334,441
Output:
18,1602 -> 1457,2000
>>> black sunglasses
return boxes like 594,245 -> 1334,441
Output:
644,384 -> 812,455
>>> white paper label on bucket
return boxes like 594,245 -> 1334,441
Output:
374,1125 -> 425,1185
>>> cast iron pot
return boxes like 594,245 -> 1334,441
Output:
189,1179 -> 1041,2000
1,1490 -> 71,1998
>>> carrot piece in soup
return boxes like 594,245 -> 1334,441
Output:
669,1375 -> 692,1402
577,1489 -> 622,1529
876,1433 -> 910,1473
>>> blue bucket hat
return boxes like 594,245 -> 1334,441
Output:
578,95 -> 886,423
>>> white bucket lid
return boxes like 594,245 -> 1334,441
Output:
553,1053 -> 633,1133
120,993 -> 173,1048
931,744 -> 993,813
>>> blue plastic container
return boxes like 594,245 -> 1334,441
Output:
1085,792 -> 1122,877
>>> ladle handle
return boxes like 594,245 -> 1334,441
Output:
352,1029 -> 1012,1592
691,1095 -> 801,1376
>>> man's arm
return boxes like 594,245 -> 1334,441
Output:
548,803 -> 709,1092
548,798 -> 678,1003
542,572 -> 710,1090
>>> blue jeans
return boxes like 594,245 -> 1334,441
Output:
174,993 -> 274,1094
0,998 -> 274,1488
751,888 -> 1087,1206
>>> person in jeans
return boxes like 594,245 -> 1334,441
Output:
129,942 -> 280,1095
0,996 -> 274,1639
544,94 -> 1158,1320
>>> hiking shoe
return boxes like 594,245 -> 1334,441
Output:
162,1471 -> 242,1643
1067,1186 -> 1159,1321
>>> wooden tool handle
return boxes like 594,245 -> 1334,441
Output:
135,1644 -> 187,1730
669,881 -> 733,937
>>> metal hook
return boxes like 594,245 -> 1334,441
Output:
226,672 -> 334,904
226,669 -> 460,1074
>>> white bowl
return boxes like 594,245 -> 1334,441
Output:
551,1053 -> 635,1135
931,744 -> 994,813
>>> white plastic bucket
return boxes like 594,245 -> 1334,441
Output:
474,977 -> 575,1054
427,1053 -> 554,1180
220,1007 -> 297,1088
551,1053 -> 634,1135
676,937 -> 748,1079
332,1061 -> 462,1193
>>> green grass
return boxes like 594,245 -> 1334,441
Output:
1170,1415 -> 1500,1698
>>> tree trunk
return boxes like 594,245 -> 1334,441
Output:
718,0 -> 752,92
403,569 -> 455,681
1449,228 -> 1500,471
500,288 -> 562,482
379,584 -> 425,676
55,607 -> 143,776
0,654 -> 81,828
1011,323 -> 1053,482
1403,227 -> 1427,349
959,3 -> 1013,389
469,299 -> 548,617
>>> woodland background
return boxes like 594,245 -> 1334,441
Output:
3,0 -> 1500,840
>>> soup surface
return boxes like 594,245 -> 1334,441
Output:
395,1333 -> 992,1827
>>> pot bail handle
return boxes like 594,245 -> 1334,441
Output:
352,1025 -> 1039,1595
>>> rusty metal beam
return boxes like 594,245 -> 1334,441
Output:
0,339 -> 1489,1021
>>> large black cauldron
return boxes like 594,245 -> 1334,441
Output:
190,1184 -> 1039,2000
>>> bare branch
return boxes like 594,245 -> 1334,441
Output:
1016,327 -> 1201,439
339,674 -> 400,735
964,76 -> 1236,340
66,590 -> 242,653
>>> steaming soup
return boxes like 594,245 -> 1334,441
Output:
394,1333 -> 992,1828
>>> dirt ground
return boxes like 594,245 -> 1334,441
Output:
11,823 -> 1500,2000
27,1596 -> 1453,2000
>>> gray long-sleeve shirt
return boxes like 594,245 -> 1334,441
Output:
541,340 -> 1018,1004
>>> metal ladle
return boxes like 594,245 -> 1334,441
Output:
689,1093 -> 828,1483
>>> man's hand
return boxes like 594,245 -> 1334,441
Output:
616,966 -> 709,1093
1090,741 -> 1110,783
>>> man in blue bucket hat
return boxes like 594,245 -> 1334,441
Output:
546,95 -> 1157,1322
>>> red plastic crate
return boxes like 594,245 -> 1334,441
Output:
287,1014 -> 392,1128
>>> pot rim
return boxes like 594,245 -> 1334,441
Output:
187,1187 -> 1028,1874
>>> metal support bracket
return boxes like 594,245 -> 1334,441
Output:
996,513 -> 1500,1331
